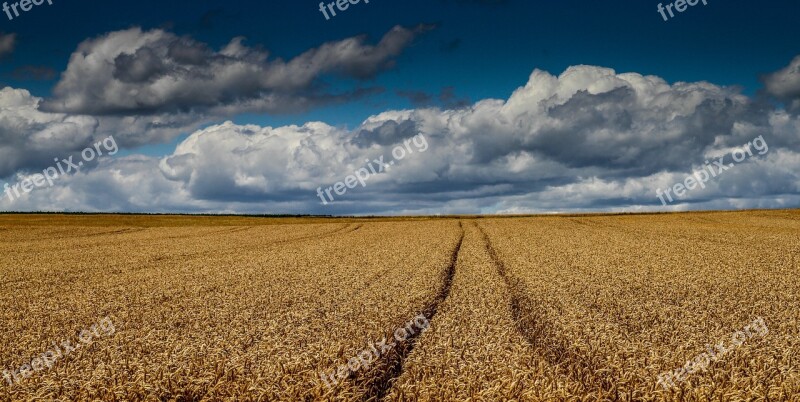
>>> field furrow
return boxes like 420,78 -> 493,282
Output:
386,222 -> 561,401
356,222 -> 463,401
477,223 -> 619,397
1,211 -> 799,401
1,219 -> 463,401
481,212 -> 800,400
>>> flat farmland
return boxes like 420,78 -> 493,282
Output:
0,211 -> 798,401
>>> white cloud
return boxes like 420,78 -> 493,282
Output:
0,24 -> 431,181
0,87 -> 98,177
41,25 -> 430,116
763,55 -> 800,111
0,87 -> 210,176
3,63 -> 800,215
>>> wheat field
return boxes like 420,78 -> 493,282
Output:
0,210 -> 798,401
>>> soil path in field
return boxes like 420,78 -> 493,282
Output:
381,222 -> 547,400
357,221 -> 464,401
476,223 -> 619,396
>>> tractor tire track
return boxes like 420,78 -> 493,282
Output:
2,227 -> 149,243
82,227 -> 149,237
157,225 -> 256,240
154,224 -> 357,257
357,221 -> 464,402
475,223 -> 620,396
272,223 -> 362,246
136,224 -> 363,269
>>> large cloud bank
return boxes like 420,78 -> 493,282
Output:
3,59 -> 799,214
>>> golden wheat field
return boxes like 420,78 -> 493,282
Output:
0,210 -> 799,401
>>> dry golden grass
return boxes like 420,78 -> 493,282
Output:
0,210 -> 798,401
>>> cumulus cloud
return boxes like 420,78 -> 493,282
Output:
0,155 -> 205,213
0,87 -> 99,177
763,55 -> 800,112
3,62 -> 800,215
0,87 -> 211,176
0,25 -> 430,182
41,25 -> 431,116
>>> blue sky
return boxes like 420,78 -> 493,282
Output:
1,0 -> 799,214
4,0 -> 798,116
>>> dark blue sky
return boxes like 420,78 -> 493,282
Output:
2,0 -> 798,130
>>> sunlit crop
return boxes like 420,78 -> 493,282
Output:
1,211 -> 798,401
